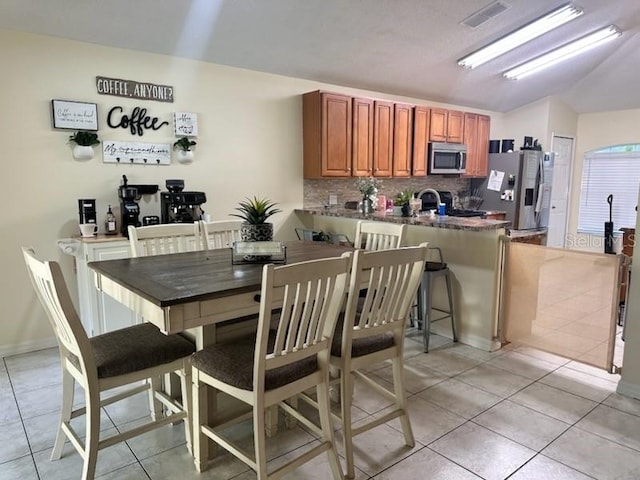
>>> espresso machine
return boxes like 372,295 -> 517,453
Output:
78,199 -> 97,225
160,179 -> 207,223
118,175 -> 141,237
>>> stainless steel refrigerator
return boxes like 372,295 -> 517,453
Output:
471,151 -> 554,230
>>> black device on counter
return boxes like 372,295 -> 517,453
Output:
118,175 -> 140,237
78,199 -> 97,224
420,191 -> 486,218
160,179 -> 207,223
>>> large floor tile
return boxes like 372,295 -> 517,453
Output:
371,357 -> 447,394
575,404 -> 640,451
538,366 -> 617,402
14,382 -> 85,420
486,350 -> 559,380
0,455 -> 39,480
372,446 -> 481,479
509,382 -> 597,424
350,375 -> 395,415
4,348 -> 59,375
543,427 -> 640,479
603,392 -> 640,417
430,422 -> 536,480
473,400 -> 570,451
512,345 -> 570,367
455,363 -> 534,398
124,417 -> 188,461
103,391 -> 153,426
410,349 -> 483,377
417,378 -> 502,419
509,454 -> 593,479
0,390 -> 20,426
445,343 -> 506,363
0,420 -> 31,464
97,462 -> 150,479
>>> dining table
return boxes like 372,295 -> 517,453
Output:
89,240 -> 352,348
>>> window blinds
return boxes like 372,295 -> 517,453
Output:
578,151 -> 640,234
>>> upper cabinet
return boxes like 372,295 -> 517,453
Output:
429,108 -> 464,144
463,113 -> 491,178
373,101 -> 394,177
392,102 -> 413,177
412,106 -> 430,176
352,97 -> 374,176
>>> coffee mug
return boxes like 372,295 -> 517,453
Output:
79,223 -> 98,237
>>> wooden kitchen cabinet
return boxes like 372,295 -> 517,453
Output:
620,227 -> 635,303
463,112 -> 490,177
476,114 -> 490,176
429,108 -> 464,143
392,102 -> 413,177
412,106 -> 430,176
373,100 -> 393,177
303,91 -> 353,178
352,97 -> 374,176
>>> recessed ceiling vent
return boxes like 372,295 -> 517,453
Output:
461,1 -> 510,28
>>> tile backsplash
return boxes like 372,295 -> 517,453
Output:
304,177 -> 470,208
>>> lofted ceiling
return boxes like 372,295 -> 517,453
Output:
1,0 -> 639,113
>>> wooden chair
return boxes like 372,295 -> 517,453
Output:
353,221 -> 406,250
191,254 -> 352,479
303,243 -> 428,478
199,220 -> 243,249
128,223 -> 203,257
22,247 -> 195,480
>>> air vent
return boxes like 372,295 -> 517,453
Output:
461,1 -> 510,28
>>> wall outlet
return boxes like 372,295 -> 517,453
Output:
329,194 -> 338,205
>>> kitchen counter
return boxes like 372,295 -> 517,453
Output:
296,207 -> 511,231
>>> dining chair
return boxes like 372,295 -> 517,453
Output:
22,247 -> 195,480
199,219 -> 243,249
191,254 -> 352,479
302,243 -> 428,479
353,221 -> 406,250
128,223 -> 203,257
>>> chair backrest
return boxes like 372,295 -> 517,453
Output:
128,223 -> 203,257
353,221 -> 406,251
22,247 -> 95,375
340,243 -> 429,351
200,220 -> 243,249
254,254 -> 352,391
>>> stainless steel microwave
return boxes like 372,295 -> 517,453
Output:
428,142 -> 467,174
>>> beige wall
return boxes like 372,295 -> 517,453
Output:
0,29 -> 499,355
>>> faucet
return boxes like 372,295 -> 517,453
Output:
416,188 -> 441,211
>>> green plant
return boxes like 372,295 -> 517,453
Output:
230,196 -> 282,225
394,190 -> 414,206
68,131 -> 100,146
173,136 -> 197,151
355,176 -> 383,198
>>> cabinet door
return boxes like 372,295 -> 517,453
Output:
322,93 -> 353,176
429,108 -> 448,142
412,106 -> 430,176
392,102 -> 413,177
476,115 -> 490,177
463,113 -> 478,177
373,101 -> 393,177
447,110 -> 464,143
352,97 -> 374,176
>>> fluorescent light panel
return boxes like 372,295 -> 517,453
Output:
458,3 -> 583,69
504,25 -> 621,79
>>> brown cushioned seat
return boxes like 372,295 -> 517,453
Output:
331,313 -> 395,358
191,332 -> 318,391
70,323 -> 195,378
425,261 -> 447,271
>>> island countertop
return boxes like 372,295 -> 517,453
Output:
296,207 -> 511,231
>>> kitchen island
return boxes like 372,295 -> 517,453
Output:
295,207 -> 510,352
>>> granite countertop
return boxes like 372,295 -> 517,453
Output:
508,228 -> 547,239
297,208 -> 511,231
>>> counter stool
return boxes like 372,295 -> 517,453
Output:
416,247 -> 458,352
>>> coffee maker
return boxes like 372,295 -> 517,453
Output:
78,199 -> 97,225
118,175 -> 141,237
160,179 -> 207,223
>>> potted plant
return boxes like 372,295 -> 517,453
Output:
230,196 -> 282,242
173,137 -> 197,163
69,131 -> 100,160
355,176 -> 383,214
394,190 -> 414,217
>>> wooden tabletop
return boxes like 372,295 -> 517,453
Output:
89,241 -> 352,308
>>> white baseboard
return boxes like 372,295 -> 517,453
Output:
617,379 -> 640,400
0,337 -> 57,358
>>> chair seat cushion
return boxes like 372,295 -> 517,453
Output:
425,261 -> 447,271
72,323 -> 195,379
192,332 -> 318,391
331,314 -> 395,358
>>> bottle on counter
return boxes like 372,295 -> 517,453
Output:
105,205 -> 118,235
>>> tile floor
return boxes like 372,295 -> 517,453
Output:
1,330 -> 639,480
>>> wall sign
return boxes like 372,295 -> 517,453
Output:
51,100 -> 98,130
96,76 -> 174,103
107,106 -> 169,136
174,112 -> 198,136
103,141 -> 171,165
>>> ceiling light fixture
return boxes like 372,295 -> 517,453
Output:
457,3 -> 583,69
503,25 -> 621,80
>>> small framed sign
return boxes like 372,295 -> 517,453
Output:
51,100 -> 99,131
174,112 -> 198,136
232,241 -> 287,264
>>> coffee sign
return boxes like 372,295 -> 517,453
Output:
96,76 -> 174,103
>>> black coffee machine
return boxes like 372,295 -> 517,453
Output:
160,179 -> 207,223
118,175 -> 141,237
78,199 -> 97,224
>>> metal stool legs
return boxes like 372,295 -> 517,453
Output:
417,267 -> 458,352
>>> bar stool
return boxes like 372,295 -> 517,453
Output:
416,247 -> 458,352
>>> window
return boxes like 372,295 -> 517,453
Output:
578,144 -> 640,234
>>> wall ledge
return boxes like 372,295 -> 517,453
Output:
617,379 -> 640,400
0,337 -> 57,358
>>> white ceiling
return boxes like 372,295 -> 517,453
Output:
2,0 -> 639,113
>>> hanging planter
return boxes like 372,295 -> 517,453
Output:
173,137 -> 196,164
69,131 -> 100,161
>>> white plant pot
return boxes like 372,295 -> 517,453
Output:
176,150 -> 194,164
72,145 -> 94,160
